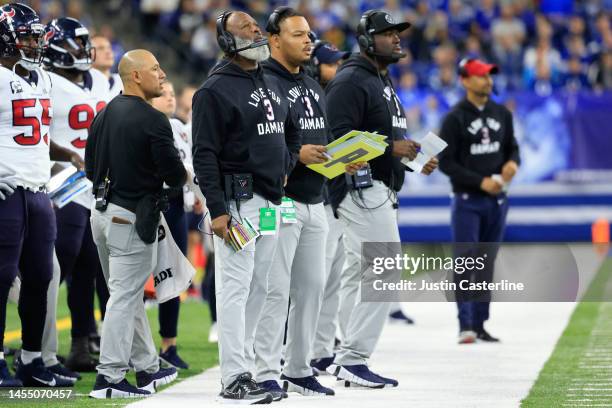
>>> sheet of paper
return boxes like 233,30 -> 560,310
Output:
401,131 -> 448,172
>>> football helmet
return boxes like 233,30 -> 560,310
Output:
0,3 -> 46,70
44,17 -> 93,71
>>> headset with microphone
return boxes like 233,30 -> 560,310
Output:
357,10 -> 406,60
216,11 -> 268,56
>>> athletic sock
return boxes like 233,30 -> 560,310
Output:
20,349 -> 42,365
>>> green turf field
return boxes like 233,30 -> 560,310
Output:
2,287 -> 218,407
522,257 -> 612,407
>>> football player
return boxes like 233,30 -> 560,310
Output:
91,34 -> 122,98
0,3 -> 77,388
43,17 -> 110,373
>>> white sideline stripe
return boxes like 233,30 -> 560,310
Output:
398,206 -> 612,225
128,245 -> 599,408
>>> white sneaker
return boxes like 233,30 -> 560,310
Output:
458,330 -> 477,344
208,323 -> 218,343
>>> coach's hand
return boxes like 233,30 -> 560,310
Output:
211,214 -> 230,241
0,179 -> 16,201
299,145 -> 329,165
501,160 -> 518,183
345,161 -> 367,175
392,140 -> 419,160
480,177 -> 503,195
421,157 -> 438,175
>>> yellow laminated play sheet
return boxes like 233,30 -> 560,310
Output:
307,130 -> 388,179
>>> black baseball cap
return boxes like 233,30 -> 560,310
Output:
364,10 -> 411,35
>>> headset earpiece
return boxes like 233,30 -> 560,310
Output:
216,11 -> 236,55
357,10 -> 377,55
266,6 -> 292,35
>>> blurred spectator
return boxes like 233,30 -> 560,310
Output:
491,3 -> 526,51
524,16 -> 563,89
66,0 -> 93,28
447,0 -> 473,41
190,15 -> 218,72
529,58 -> 555,96
140,0 -> 180,36
475,0 -> 499,35
562,57 -> 591,91
589,49 -> 612,90
426,42 -> 457,87
423,10 -> 450,50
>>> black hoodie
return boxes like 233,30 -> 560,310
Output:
192,61 -> 301,219
438,98 -> 520,195
262,58 -> 332,204
325,54 -> 411,212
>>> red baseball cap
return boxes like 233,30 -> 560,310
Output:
459,58 -> 499,77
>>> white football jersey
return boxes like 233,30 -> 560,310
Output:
0,66 -> 53,189
48,68 -> 109,208
169,118 -> 192,166
108,72 -> 123,99
169,118 -> 195,211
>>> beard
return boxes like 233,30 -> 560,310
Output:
235,36 -> 270,62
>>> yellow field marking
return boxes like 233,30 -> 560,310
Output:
5,310 -> 102,344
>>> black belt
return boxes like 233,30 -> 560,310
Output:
109,195 -> 138,213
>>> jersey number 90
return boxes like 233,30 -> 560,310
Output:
69,102 -> 107,148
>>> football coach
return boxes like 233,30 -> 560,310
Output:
325,9 -> 437,389
438,58 -> 520,345
191,10 -> 301,405
85,49 -> 185,398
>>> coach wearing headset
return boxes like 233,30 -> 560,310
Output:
191,10 -> 300,405
325,10 -> 438,388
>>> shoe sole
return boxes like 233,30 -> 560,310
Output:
89,387 -> 151,399
458,337 -> 476,344
217,393 -> 274,404
330,366 -> 385,389
282,380 -> 334,396
139,371 -> 178,393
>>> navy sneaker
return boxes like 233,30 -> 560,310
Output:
135,366 -> 177,393
15,357 -> 73,387
89,374 -> 152,399
159,346 -> 189,370
329,364 -> 385,388
389,309 -> 414,324
370,369 -> 398,388
281,374 -> 335,396
0,359 -> 22,388
257,380 -> 287,401
221,372 -> 273,404
477,329 -> 500,342
310,356 -> 335,376
47,363 -> 80,383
